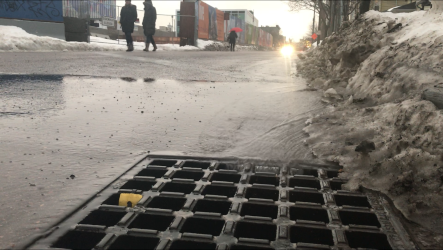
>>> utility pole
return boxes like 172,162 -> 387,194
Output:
86,0 -> 90,43
117,6 -> 120,44
312,0 -> 316,36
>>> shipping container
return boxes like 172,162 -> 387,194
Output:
179,2 -> 197,46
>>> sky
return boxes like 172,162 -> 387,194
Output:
117,1 -> 314,41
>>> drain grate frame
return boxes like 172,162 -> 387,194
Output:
23,155 -> 415,250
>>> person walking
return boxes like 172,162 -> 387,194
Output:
227,31 -> 238,52
120,0 -> 137,52
143,0 -> 157,52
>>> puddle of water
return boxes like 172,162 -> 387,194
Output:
0,74 -> 322,247
0,74 -> 65,117
120,77 -> 137,82
144,78 -> 155,82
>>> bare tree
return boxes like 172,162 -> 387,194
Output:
305,22 -> 319,38
288,0 -> 331,41
288,0 -> 360,19
288,0 -> 319,14
288,0 -> 361,39
343,0 -> 361,21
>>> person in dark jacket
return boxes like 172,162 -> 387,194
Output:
227,31 -> 238,52
120,0 -> 137,52
143,0 -> 157,52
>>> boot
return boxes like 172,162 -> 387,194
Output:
128,43 -> 134,52
143,43 -> 150,52
153,44 -> 157,52
126,45 -> 131,52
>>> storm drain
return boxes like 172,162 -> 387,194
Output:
128,214 -> 175,231
23,155 -> 414,250
108,236 -> 159,250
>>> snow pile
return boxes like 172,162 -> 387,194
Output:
0,26 -> 255,53
197,39 -> 229,51
0,25 -> 125,52
197,39 -> 258,51
196,39 -> 222,50
0,26 -> 200,52
297,6 -> 443,247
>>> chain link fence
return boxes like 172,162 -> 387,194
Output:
62,0 -> 117,43
62,1 -> 194,45
63,0 -> 116,19
115,6 -> 178,35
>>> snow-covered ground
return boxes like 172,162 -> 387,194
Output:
0,26 -> 258,52
90,36 -> 199,52
0,26 -> 198,52
297,3 -> 443,248
0,25 -> 124,52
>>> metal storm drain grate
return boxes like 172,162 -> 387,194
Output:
23,155 -> 414,250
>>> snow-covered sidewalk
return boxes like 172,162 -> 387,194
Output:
0,25 -> 198,52
90,36 -> 200,52
0,25 -> 259,52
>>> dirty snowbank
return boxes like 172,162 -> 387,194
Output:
0,26 -> 199,52
297,5 -> 443,248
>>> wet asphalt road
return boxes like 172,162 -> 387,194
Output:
0,51 -> 323,248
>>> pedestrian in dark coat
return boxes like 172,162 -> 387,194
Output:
120,0 -> 137,51
227,31 -> 238,52
143,0 -> 157,52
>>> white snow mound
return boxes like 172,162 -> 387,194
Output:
197,39 -> 258,51
0,25 -> 125,52
0,26 -> 200,52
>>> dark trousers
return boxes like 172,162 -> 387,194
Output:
125,32 -> 133,45
230,42 -> 236,51
145,35 -> 156,47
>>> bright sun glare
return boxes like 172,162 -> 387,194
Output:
280,45 -> 294,57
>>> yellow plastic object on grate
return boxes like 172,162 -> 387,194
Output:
119,193 -> 142,208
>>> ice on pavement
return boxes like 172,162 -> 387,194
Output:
297,3 -> 443,247
0,25 -> 199,52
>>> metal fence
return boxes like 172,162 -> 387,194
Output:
62,1 -> 195,45
116,6 -> 181,35
113,13 -> 193,45
63,0 -> 117,19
